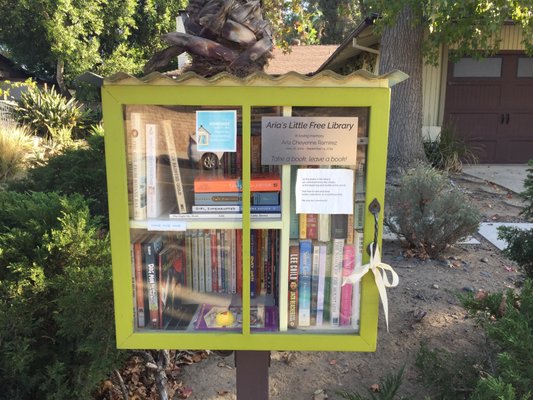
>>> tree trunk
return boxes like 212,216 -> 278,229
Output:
55,59 -> 70,98
379,6 -> 426,173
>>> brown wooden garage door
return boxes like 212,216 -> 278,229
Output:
444,53 -> 533,163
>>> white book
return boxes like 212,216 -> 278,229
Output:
130,113 -> 146,220
162,120 -> 187,213
191,231 -> 199,292
230,229 -> 237,294
146,124 -> 174,218
330,238 -> 345,327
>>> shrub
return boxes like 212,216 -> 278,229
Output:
0,191 -> 124,399
14,84 -> 87,140
385,165 -> 480,258
498,160 -> 533,279
337,366 -> 412,400
9,133 -> 108,222
0,123 -> 34,183
423,126 -> 478,173
462,280 -> 533,399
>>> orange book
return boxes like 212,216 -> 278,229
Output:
193,174 -> 281,193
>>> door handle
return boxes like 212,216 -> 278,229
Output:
506,113 -> 510,124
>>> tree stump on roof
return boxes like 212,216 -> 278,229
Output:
144,0 -> 273,77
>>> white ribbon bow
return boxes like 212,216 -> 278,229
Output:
342,243 -> 399,332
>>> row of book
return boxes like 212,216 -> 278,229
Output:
288,233 -> 363,329
132,229 -> 280,329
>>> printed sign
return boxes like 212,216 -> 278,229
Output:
295,168 -> 354,214
196,110 -> 237,152
261,117 -> 358,165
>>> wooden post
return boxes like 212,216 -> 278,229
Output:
235,351 -> 270,399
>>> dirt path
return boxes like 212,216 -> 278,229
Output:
169,173 -> 528,399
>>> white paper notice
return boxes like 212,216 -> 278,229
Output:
296,169 -> 354,214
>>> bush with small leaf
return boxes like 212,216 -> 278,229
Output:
0,123 -> 34,184
498,160 -> 533,279
337,366 -> 412,400
385,165 -> 480,258
14,84 -> 87,141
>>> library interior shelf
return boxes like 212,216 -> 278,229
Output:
102,70 -> 407,352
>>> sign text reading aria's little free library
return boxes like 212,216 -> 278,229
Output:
261,116 -> 358,165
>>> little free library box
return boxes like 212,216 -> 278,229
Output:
101,70 -> 407,352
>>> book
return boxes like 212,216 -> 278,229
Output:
298,239 -> 313,327
162,120 -> 187,213
129,113 -> 147,220
323,241 -> 333,323
252,191 -> 280,205
299,213 -> 307,239
330,238 -> 345,327
316,243 -> 327,326
250,134 -> 262,173
204,230 -> 212,293
288,241 -> 299,329
331,214 -> 348,239
250,230 -> 257,298
191,231 -> 199,292
194,192 -> 242,205
210,229 -> 219,293
164,303 -> 199,330
306,213 -> 318,240
133,238 -> 146,328
236,229 -> 243,294
193,173 -> 281,193
310,243 -> 320,325
318,214 -> 331,242
194,304 -> 278,331
143,235 -> 164,328
185,231 -> 193,289
158,244 -> 184,328
289,166 -> 299,239
197,230 -> 205,292
346,214 -> 354,245
340,245 -> 355,326
191,205 -> 281,213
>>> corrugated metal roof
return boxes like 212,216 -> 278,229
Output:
104,69 -> 408,88
265,45 -> 339,75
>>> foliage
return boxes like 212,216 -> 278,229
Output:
462,280 -> 533,399
498,160 -> 533,279
0,79 -> 36,101
9,134 -> 108,224
0,0 -> 186,90
416,343 -> 481,399
0,191 -> 125,399
423,126 -> 478,173
14,84 -> 86,141
385,165 -> 480,257
0,123 -> 34,184
337,366 -> 412,400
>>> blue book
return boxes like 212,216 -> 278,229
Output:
252,191 -> 280,205
298,239 -> 313,326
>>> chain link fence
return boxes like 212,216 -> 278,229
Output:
0,100 -> 17,127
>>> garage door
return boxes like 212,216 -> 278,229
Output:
444,53 -> 533,163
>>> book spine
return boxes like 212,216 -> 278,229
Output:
299,213 -> 307,239
210,229 -> 219,292
288,241 -> 299,329
346,214 -> 354,245
194,192 -> 242,205
191,205 -> 281,213
306,213 -> 318,240
144,240 -> 160,328
316,243 -> 327,326
217,230 -> 223,293
197,230 -> 205,292
130,113 -> 147,220
298,239 -> 313,327
194,177 -> 241,193
251,135 -> 262,173
323,241 -> 333,323
145,123 -> 158,218
310,243 -> 320,325
289,166 -> 299,239
185,231 -> 192,289
204,230 -> 212,292
330,238 -> 345,327
191,231 -> 199,291
230,229 -> 237,294
252,191 -> 280,205
162,120 -> 187,213
134,240 -> 145,328
340,245 -> 355,325
236,229 -> 243,294
318,214 -> 331,242
331,214 -> 348,239
250,230 -> 257,298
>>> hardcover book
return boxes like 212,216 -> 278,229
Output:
330,238 -> 345,327
143,236 -> 164,329
129,113 -> 147,220
162,120 -> 187,213
288,241 -> 299,329
193,174 -> 281,193
298,239 -> 313,327
340,244 -> 355,326
310,243 -> 320,325
316,243 -> 327,326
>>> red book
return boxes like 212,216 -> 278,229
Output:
340,245 -> 355,326
134,241 -> 145,328
193,174 -> 281,193
288,241 -> 299,329
306,213 -> 318,240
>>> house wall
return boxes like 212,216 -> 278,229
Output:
422,24 -> 527,140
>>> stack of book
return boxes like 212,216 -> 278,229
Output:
191,173 -> 281,217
